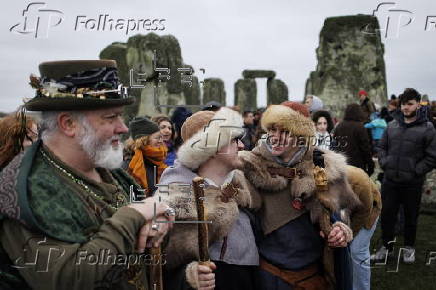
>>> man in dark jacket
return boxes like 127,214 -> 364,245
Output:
332,104 -> 375,176
241,111 -> 256,150
358,90 -> 376,123
372,88 -> 436,264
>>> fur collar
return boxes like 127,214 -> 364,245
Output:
239,141 -> 348,192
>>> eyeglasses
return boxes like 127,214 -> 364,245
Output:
152,135 -> 164,141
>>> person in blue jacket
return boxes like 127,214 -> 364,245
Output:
364,112 -> 387,150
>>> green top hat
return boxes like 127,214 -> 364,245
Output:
24,60 -> 134,111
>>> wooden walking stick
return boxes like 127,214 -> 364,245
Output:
192,177 -> 211,265
149,246 -> 163,290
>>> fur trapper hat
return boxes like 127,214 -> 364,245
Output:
177,107 -> 244,170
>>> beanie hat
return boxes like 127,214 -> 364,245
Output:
281,101 -> 310,117
129,117 -> 159,140
177,107 -> 244,170
261,102 -> 315,137
358,90 -> 368,97
171,107 -> 192,132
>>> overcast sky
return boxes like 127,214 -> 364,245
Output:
1,0 -> 435,113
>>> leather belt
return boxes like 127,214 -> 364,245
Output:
267,167 -> 303,179
259,259 -> 328,290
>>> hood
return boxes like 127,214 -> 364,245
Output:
398,107 -> 428,127
370,118 -> 387,128
310,96 -> 324,113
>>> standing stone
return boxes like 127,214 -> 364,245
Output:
203,78 -> 226,106
100,42 -> 138,119
267,79 -> 288,105
183,75 -> 201,106
243,70 -> 276,79
100,33 -> 190,118
161,35 -> 183,94
305,15 -> 387,119
235,79 -> 257,112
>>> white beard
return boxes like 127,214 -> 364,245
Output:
78,119 -> 124,169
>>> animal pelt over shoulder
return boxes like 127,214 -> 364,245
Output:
239,144 -> 362,229
155,170 -> 252,269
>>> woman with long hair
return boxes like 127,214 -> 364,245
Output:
0,112 -> 38,170
152,115 -> 176,166
124,117 -> 168,196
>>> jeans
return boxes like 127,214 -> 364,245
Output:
350,217 -> 378,290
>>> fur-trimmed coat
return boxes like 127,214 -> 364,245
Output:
238,141 -> 363,288
155,162 -> 258,269
239,142 -> 361,235
346,165 -> 382,233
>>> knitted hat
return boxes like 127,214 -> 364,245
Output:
281,101 -> 310,117
129,117 -> 159,140
261,102 -> 315,137
358,90 -> 368,97
177,107 -> 244,169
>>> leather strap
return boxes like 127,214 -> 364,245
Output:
219,236 -> 228,260
267,167 -> 303,179
259,259 -> 322,289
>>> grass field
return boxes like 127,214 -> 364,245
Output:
370,211 -> 436,290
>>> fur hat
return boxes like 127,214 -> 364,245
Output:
177,107 -> 244,170
181,110 -> 216,142
261,103 -> 315,137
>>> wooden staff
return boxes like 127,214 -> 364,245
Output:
192,177 -> 210,264
149,246 -> 163,290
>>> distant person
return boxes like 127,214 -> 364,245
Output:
373,88 -> 436,264
171,107 -> 192,151
152,115 -> 176,166
358,90 -> 376,123
304,95 -> 323,114
333,104 -> 374,176
312,110 -> 334,150
0,112 -> 38,170
241,110 -> 256,150
364,112 -> 387,150
387,99 -> 401,122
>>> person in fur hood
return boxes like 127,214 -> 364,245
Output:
238,101 -> 360,290
155,107 -> 261,290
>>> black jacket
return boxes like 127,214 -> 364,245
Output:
333,120 -> 374,175
377,111 -> 436,185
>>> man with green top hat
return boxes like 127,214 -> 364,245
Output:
0,60 -> 174,290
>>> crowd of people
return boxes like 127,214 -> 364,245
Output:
0,59 -> 435,290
